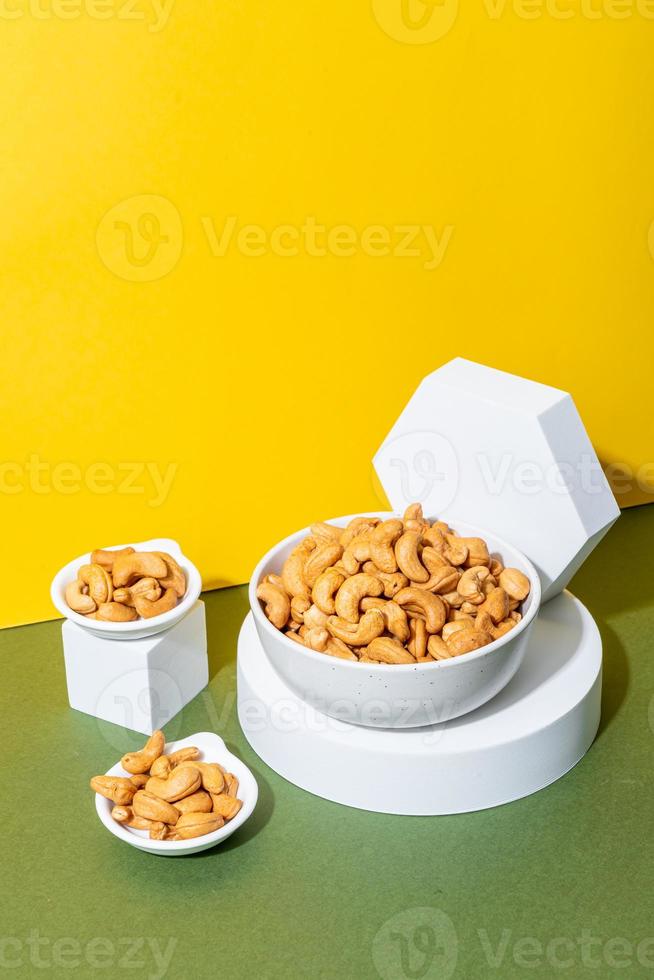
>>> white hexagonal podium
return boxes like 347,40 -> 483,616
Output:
238,358 -> 618,813
373,358 -> 619,602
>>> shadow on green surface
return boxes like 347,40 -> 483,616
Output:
570,504 -> 654,620
568,504 -> 654,735
181,761 -> 274,859
204,585 -> 250,680
594,621 -> 629,739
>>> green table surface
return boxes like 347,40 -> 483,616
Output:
2,507 -> 654,980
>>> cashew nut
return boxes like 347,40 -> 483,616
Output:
491,618 -> 518,639
91,546 -> 135,570
211,794 -> 243,821
457,567 -> 494,605
408,618 -> 427,659
489,557 -> 505,578
90,775 -> 137,805
257,581 -> 291,629
339,517 -> 380,548
442,620 -> 473,641
174,790 -> 213,815
363,562 -> 409,598
422,526 -> 446,551
65,580 -> 96,614
134,587 -> 178,620
499,567 -> 531,601
366,636 -> 415,665
149,746 -> 200,779
404,503 -> 429,534
334,573 -> 384,623
111,805 -> 165,835
376,600 -> 410,643
445,629 -> 493,656
290,594 -> 311,623
145,765 -> 202,802
171,811 -> 224,840
418,550 -> 460,594
175,761 -> 225,795
369,519 -> 403,573
457,536 -> 490,568
121,730 -> 165,774
403,503 -> 423,524
304,627 -> 329,652
479,586 -> 510,624
301,603 -> 329,629
341,535 -> 373,576
394,588 -> 446,634
281,546 -> 311,598
427,634 -> 451,660
112,552 -> 168,587
152,551 -> 186,597
96,602 -> 138,622
312,567 -> 345,615
394,531 -> 429,583
78,563 -> 113,604
325,637 -> 358,660
132,790 -> 180,825
310,522 -> 342,543
304,541 -> 343,587
326,609 -> 385,646
442,535 -> 468,567
113,578 -> 162,606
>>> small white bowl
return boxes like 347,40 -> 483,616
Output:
94,732 -> 258,856
250,513 -> 541,729
51,538 -> 202,640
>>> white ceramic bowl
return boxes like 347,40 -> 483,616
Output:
94,732 -> 258,856
51,537 -> 202,640
250,513 -> 541,729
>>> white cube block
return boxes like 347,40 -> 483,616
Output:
374,358 -> 620,602
62,601 -> 208,735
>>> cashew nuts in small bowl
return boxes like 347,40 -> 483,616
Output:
50,538 -> 202,639
93,732 -> 258,856
249,510 -> 541,729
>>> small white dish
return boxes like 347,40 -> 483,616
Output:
94,732 -> 258,856
51,538 -> 202,640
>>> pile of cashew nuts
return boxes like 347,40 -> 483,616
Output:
65,548 -> 186,622
257,504 -> 531,664
91,731 -> 242,841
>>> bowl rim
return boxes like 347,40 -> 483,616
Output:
249,511 -> 542,672
94,732 -> 258,854
50,537 -> 202,636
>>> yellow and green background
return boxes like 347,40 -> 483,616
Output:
2,0 -> 653,628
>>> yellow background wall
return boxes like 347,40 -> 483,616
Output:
1,0 -> 653,628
